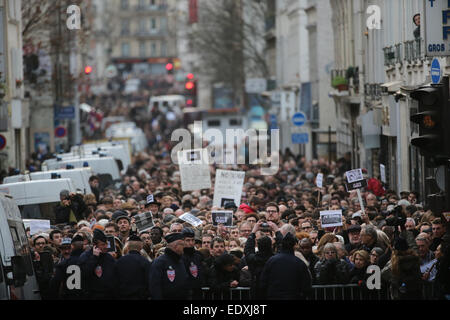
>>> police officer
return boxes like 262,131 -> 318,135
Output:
148,233 -> 189,300
181,228 -> 206,299
48,235 -> 85,300
78,229 -> 117,299
114,234 -> 152,300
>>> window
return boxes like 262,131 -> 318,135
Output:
138,0 -> 146,9
121,19 -> 130,35
140,19 -> 147,33
160,42 -> 166,57
229,119 -> 242,126
139,42 -> 146,57
207,120 -> 221,127
121,0 -> 129,10
121,42 -> 130,57
151,43 -> 157,57
150,18 -> 157,32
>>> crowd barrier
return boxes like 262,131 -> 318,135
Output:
200,281 -> 439,300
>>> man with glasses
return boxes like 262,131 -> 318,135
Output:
239,222 -> 253,239
301,221 -> 313,233
265,202 -> 282,227
34,235 -> 48,253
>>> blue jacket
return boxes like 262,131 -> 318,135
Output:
114,251 -> 152,299
78,249 -> 117,299
149,248 -> 189,300
259,249 -> 312,300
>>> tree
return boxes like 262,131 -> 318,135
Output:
188,0 -> 269,107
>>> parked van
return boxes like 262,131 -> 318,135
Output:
0,179 -> 76,222
71,144 -> 131,174
105,123 -> 147,153
0,193 -> 43,300
3,168 -> 93,194
148,95 -> 185,118
42,157 -> 120,190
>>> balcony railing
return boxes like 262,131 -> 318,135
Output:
364,83 -> 382,101
384,38 -> 423,66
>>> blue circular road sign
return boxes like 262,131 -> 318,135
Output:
431,58 -> 442,84
55,126 -> 67,138
0,134 -> 6,150
292,112 -> 307,127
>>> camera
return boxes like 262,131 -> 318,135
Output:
385,206 -> 407,227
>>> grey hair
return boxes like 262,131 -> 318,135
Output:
323,243 -> 337,257
361,225 -> 378,240
169,222 -> 183,232
280,224 -> 296,237
406,217 -> 416,227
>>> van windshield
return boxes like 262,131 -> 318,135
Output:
19,203 -> 57,222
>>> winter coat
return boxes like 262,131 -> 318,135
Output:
54,194 -> 88,224
114,250 -> 152,299
390,254 -> 423,300
259,249 -> 312,300
314,258 -> 351,285
349,265 -> 369,284
78,249 -> 117,299
209,257 -> 241,299
148,248 -> 190,300
244,233 -> 273,300
182,247 -> 207,299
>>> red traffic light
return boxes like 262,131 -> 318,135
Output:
187,73 -> 194,80
166,63 -> 174,71
84,66 -> 93,74
185,81 -> 195,90
187,99 -> 193,106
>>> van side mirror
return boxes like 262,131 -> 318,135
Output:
11,256 -> 27,287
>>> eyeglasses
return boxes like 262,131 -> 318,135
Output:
302,226 -> 312,230
36,242 -> 46,246
370,253 -> 378,257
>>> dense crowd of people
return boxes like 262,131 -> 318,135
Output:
23,145 -> 450,300
11,96 -> 450,300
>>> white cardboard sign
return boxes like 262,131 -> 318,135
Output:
23,219 -> 51,236
179,212 -> 203,227
346,169 -> 364,183
316,173 -> 323,188
211,210 -> 234,227
178,149 -> 211,191
380,164 -> 386,183
213,170 -> 245,208
320,210 -> 343,228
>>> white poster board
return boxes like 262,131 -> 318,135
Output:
320,210 -> 343,228
316,173 -> 323,188
346,169 -> 364,183
380,164 -> 386,183
211,210 -> 234,227
134,211 -> 154,232
23,219 -> 51,236
178,149 -> 211,191
179,212 -> 203,227
213,169 -> 245,208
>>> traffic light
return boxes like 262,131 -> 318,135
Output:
165,61 -> 174,75
84,66 -> 93,75
410,76 -> 450,167
185,73 -> 197,107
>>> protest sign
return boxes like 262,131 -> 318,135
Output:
380,164 -> 386,183
179,212 -> 203,227
320,210 -> 343,228
133,211 -> 154,232
106,235 -> 116,252
213,170 -> 245,208
316,173 -> 323,188
23,219 -> 51,236
211,210 -> 234,227
178,149 -> 211,191
346,169 -> 364,183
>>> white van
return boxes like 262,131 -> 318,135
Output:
42,157 -> 120,190
71,144 -> 131,174
148,95 -> 185,118
0,193 -> 41,300
105,124 -> 147,153
3,168 -> 93,195
0,179 -> 76,222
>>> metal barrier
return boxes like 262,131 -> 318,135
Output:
201,282 -> 439,300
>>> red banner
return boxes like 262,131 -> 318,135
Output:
189,0 -> 198,24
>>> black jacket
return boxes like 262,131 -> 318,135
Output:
303,253 -> 320,283
349,265 -> 369,284
244,233 -> 273,300
182,247 -> 206,299
148,248 -> 190,300
78,249 -> 117,299
114,251 -> 152,300
390,255 -> 422,300
209,259 -> 240,299
259,249 -> 312,300
314,258 -> 351,285
49,248 -> 84,300
54,194 -> 88,224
